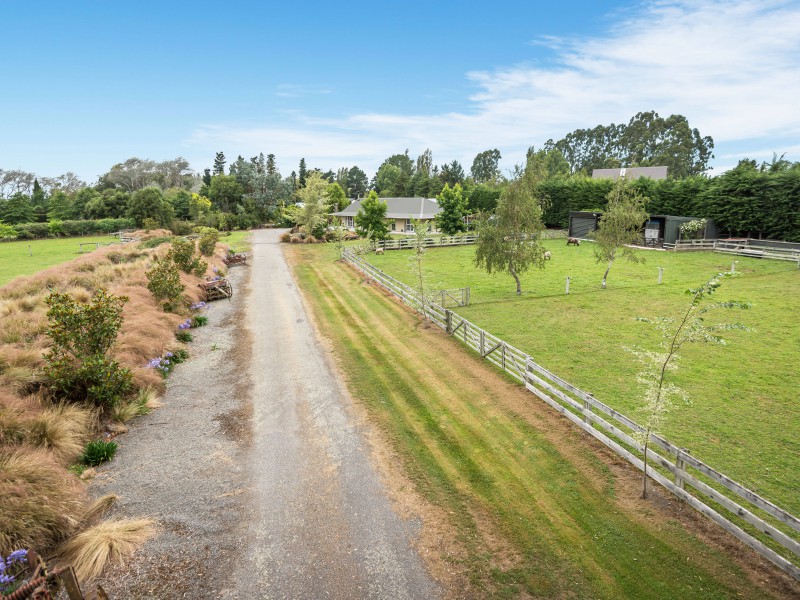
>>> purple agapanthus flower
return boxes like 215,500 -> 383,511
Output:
7,550 -> 27,563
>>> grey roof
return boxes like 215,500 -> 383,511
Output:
592,166 -> 668,180
331,197 -> 442,219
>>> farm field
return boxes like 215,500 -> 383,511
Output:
288,242 -> 795,598
367,240 -> 800,516
0,230 -> 252,287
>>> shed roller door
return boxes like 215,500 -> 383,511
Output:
570,217 -> 597,238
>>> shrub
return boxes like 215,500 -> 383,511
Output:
145,257 -> 185,312
167,238 -> 207,276
81,439 -> 118,466
141,217 -> 158,231
198,228 -> 220,256
175,330 -> 193,343
304,235 -> 317,243
48,219 -> 64,237
44,290 -> 133,408
190,315 -> 208,327
279,231 -> 291,243
289,234 -> 303,244
170,219 -> 194,236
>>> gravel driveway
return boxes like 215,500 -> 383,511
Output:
93,229 -> 439,599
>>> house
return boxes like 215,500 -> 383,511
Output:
331,197 -> 442,233
592,166 -> 668,180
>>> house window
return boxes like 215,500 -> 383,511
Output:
391,220 -> 396,231
345,217 -> 354,228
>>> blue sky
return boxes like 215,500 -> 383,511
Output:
2,0 -> 799,183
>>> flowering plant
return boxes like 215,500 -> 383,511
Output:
0,549 -> 29,594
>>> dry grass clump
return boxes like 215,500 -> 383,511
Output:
111,387 -> 162,423
57,518 -> 156,581
0,448 -> 87,553
25,402 -> 95,464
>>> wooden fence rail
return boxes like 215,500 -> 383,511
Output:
341,248 -> 800,580
674,238 -> 800,263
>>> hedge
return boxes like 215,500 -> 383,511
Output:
538,170 -> 799,241
13,218 -> 136,239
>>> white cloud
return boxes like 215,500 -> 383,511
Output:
188,0 -> 800,176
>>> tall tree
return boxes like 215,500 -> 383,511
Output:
127,187 -> 174,227
435,184 -> 468,235
470,149 -> 502,183
298,158 -> 308,188
440,160 -> 465,187
31,178 -> 48,222
208,175 -> 244,213
1,193 -> 34,224
354,191 -> 389,240
296,172 -> 330,236
202,169 -> 212,187
593,179 -> 649,289
266,154 -> 277,175
347,166 -> 368,199
213,152 -> 227,176
415,149 -> 433,177
325,182 -> 348,211
474,156 -> 547,295
47,190 -> 75,220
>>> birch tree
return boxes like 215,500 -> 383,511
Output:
594,179 -> 648,289
630,272 -> 750,498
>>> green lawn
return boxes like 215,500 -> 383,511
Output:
289,243 -> 790,598
0,235 -> 117,286
368,241 -> 800,515
0,230 -> 254,288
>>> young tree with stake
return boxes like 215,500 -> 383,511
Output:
594,179 -> 649,289
630,272 -> 750,499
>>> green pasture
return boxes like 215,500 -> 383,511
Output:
289,242 -> 787,598
369,241 -> 800,514
0,235 -> 116,286
0,230 -> 253,287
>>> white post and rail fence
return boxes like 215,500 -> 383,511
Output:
341,248 -> 800,581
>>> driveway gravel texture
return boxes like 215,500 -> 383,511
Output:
93,229 -> 440,599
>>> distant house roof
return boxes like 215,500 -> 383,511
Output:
592,166 -> 668,180
331,197 -> 442,219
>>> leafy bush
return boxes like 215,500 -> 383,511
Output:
145,258 -> 185,312
170,220 -> 194,236
48,219 -> 64,237
142,217 -> 158,231
198,228 -> 220,256
81,440 -> 118,466
167,238 -> 206,276
44,290 -> 133,408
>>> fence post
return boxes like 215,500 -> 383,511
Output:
583,399 -> 592,425
445,310 -> 453,334
565,276 -> 571,294
480,329 -> 485,356
731,261 -> 737,273
674,451 -> 687,490
658,267 -> 664,285
501,343 -> 506,370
